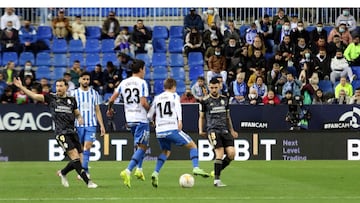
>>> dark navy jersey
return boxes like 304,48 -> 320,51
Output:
44,93 -> 78,135
199,94 -> 229,132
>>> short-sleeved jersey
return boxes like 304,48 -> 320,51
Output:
70,88 -> 101,127
148,91 -> 182,134
199,95 -> 229,132
44,93 -> 77,135
114,76 -> 149,123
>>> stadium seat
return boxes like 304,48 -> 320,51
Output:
35,52 -> 51,66
116,8 -> 132,17
188,52 -> 204,66
53,67 -> 67,80
67,8 -> 83,16
170,67 -> 185,80
131,8 -> 148,17
149,8 -> 164,17
144,67 -> 152,80
84,39 -> 101,53
69,53 -> 85,65
102,53 -> 118,67
239,25 -> 250,39
53,54 -> 68,67
188,65 -> 204,80
2,52 -> 18,66
19,52 -> 35,66
152,66 -> 168,80
85,53 -> 101,66
135,53 -> 151,67
68,39 -> 84,53
168,38 -> 184,53
169,25 -> 184,39
176,79 -> 186,95
37,26 -> 52,40
153,79 -> 165,95
37,39 -> 51,53
101,8 -> 113,17
352,80 -> 360,90
152,38 -> 167,53
318,80 -> 334,95
101,39 -> 115,53
351,66 -> 360,79
169,53 -> 184,67
52,39 -> 68,54
152,26 -> 169,39
164,8 -> 181,16
36,67 -> 53,80
323,26 -> 333,35
152,53 -> 167,67
83,8 -> 99,16
86,26 -> 101,40
103,93 -> 113,101
306,26 -> 316,32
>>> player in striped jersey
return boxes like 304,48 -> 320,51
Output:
106,59 -> 150,188
71,72 -> 106,179
147,78 -> 210,188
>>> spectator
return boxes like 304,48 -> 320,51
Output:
0,72 -> 7,97
2,61 -> 17,90
309,22 -> 328,47
247,48 -> 267,74
0,20 -> 21,54
327,23 -> 352,46
101,11 -> 120,39
90,64 -> 105,95
274,20 -> 291,46
229,46 -> 250,82
130,19 -> 153,58
69,60 -> 82,87
329,89 -> 351,104
290,14 -> 299,29
247,35 -> 266,57
251,76 -> 268,99
223,19 -> 241,45
272,8 -> 290,33
0,8 -> 20,30
41,84 -> 51,96
301,72 -> 320,100
266,51 -> 287,74
13,88 -> 29,104
117,52 -> 133,79
334,76 -> 353,99
349,87 -> 360,104
245,87 -> 263,105
180,88 -> 197,103
23,75 -> 34,90
290,21 -> 309,45
19,19 -> 38,54
312,89 -> 328,104
202,8 -> 220,31
207,46 -> 227,84
63,72 -> 75,95
191,76 -> 208,102
330,50 -> 356,84
310,36 -> 329,56
229,72 -> 247,104
344,35 -> 360,66
327,34 -> 346,58
245,23 -> 259,45
247,67 -> 263,88
71,15 -> 86,47
184,8 -> 204,36
204,36 -> 220,65
262,90 -> 281,105
18,61 -> 36,84
266,63 -> 286,96
255,14 -> 274,53
278,35 -> 294,65
202,21 -> 223,50
0,86 -> 14,103
184,26 -> 203,57
103,61 -> 120,94
114,27 -> 130,54
335,8 -> 358,36
281,90 -> 294,104
282,72 -> 302,97
224,36 -> 241,71
52,9 -> 71,39
314,47 -> 331,80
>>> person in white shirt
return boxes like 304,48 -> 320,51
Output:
147,78 -> 209,188
330,50 -> 356,84
1,8 -> 20,30
71,15 -> 86,46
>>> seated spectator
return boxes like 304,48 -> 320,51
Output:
52,9 -> 71,39
71,15 -> 86,46
255,14 -> 274,53
0,8 -> 20,30
344,35 -> 360,66
266,63 -> 286,96
312,89 -> 328,104
41,84 -> 51,96
114,27 -> 130,54
180,88 -> 197,103
309,22 -> 328,47
327,23 -> 352,46
130,19 -> 153,58
214,75 -> 228,96
314,47 -> 331,80
247,67 -> 263,88
282,72 -> 302,98
0,72 -> 7,97
19,19 -> 39,54
103,61 -> 120,94
229,46 -> 250,82
245,87 -> 263,105
224,36 -> 241,71
329,89 -> 351,104
69,60 -> 83,87
19,61 -> 36,84
184,8 -> 204,36
63,72 -> 75,95
202,21 -> 223,50
229,72 -> 247,104
0,86 -> 14,103
13,88 -> 29,104
335,8 -> 358,36
330,50 -> 356,84
184,26 -> 203,57
202,8 -> 220,31
223,20 -> 241,45
245,23 -> 259,45
101,11 -> 120,40
1,20 -> 21,54
251,76 -> 268,99
117,52 -> 133,79
247,48 -> 267,75
1,61 -> 17,90
281,90 -> 294,104
290,20 -> 309,45
349,87 -> 360,104
327,34 -> 346,58
207,46 -> 227,84
301,72 -> 320,100
247,36 -> 266,57
22,75 -> 34,90
204,36 -> 220,65
262,90 -> 281,105
190,76 -> 208,102
334,76 -> 353,99
90,64 -> 105,95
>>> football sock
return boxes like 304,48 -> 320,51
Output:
214,159 -> 222,180
61,161 -> 74,175
72,158 -> 90,184
154,153 -> 168,173
189,148 -> 199,168
137,152 -> 145,169
127,149 -> 145,171
82,150 -> 90,173
221,156 -> 232,170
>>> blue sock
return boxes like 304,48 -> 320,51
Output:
154,153 -> 168,173
190,148 -> 199,168
82,150 -> 90,173
137,153 -> 145,169
127,149 -> 145,171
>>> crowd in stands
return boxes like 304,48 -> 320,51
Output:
0,7 -> 360,106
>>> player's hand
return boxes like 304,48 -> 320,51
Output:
77,117 -> 84,125
199,132 -> 207,137
100,126 -> 106,137
230,130 -> 238,138
13,77 -> 22,88
106,108 -> 114,117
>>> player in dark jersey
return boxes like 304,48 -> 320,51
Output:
13,77 -> 98,188
198,78 -> 238,187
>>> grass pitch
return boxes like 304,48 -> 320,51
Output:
1,160 -> 360,203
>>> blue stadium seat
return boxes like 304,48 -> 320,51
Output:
182,8 -> 191,16
323,26 -> 333,35
144,67 -> 152,80
131,8 -> 148,17
36,67 -> 53,80
152,53 -> 167,67
37,26 -> 52,41
53,54 -> 68,67
169,53 -> 184,67
102,53 -> 118,67
188,52 -> 204,66
83,8 -> 99,16
101,39 -> 115,53
52,39 -> 68,54
69,53 -> 85,65
306,26 -> 316,32
86,26 -> 101,40
19,52 -> 35,66
169,25 -> 184,39
149,8 -> 164,17
153,79 -> 165,95
37,39 -> 51,53
170,67 -> 185,80
168,38 -> 184,53
2,52 -> 18,66
67,8 -> 83,16
176,79 -> 186,95
188,65 -> 204,80
116,8 -> 132,17
152,38 -> 167,53
53,67 -> 67,80
239,25 -> 251,39
318,80 -> 333,95
352,80 -> 360,90
135,53 -> 151,67
152,26 -> 169,39
35,52 -> 51,66
351,66 -> 360,79
85,53 -> 101,66
68,39 -> 84,53
101,8 -> 114,17
84,39 -> 101,53
152,66 -> 168,80
103,93 -> 113,101
164,8 -> 181,16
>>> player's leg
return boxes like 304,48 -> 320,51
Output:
221,132 -> 236,170
82,127 -> 97,175
151,137 -> 171,188
208,132 -> 227,187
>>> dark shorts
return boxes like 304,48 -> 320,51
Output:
207,129 -> 234,149
55,132 -> 83,153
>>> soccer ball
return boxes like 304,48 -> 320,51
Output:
179,173 -> 195,188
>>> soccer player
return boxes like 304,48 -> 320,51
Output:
71,72 -> 106,179
198,78 -> 238,187
147,78 -> 210,188
13,77 -> 97,188
106,59 -> 150,188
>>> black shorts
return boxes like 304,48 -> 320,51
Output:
207,130 -> 234,149
55,132 -> 83,153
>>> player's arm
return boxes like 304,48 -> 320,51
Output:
140,96 -> 150,111
74,109 -> 84,125
226,110 -> 238,138
13,77 -> 44,102
107,91 -> 119,117
95,104 -> 106,136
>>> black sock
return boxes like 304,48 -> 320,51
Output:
221,156 -> 232,170
72,158 -> 90,184
61,161 -> 74,175
214,159 -> 222,180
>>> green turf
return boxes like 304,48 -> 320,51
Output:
1,160 -> 360,203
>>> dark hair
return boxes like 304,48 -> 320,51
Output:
209,78 -> 220,84
131,59 -> 145,74
73,60 -> 80,64
164,78 -> 177,90
80,71 -> 91,77
56,78 -> 68,86
197,76 -> 205,81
